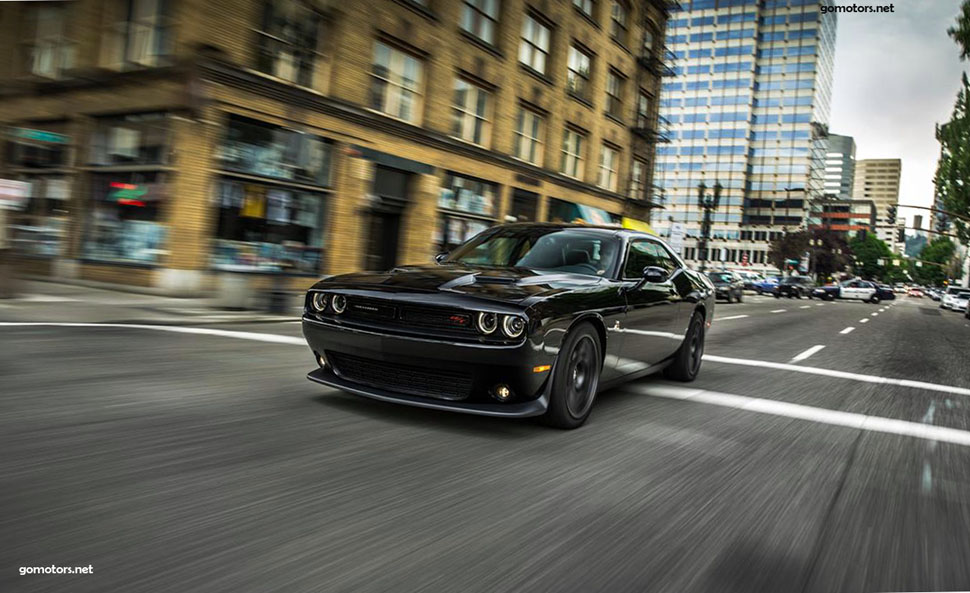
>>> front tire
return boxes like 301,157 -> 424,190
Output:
542,323 -> 601,429
870,295 -> 881,304
664,312 -> 705,382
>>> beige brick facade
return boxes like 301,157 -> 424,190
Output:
0,0 -> 668,294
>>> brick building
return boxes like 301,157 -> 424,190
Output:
0,0 -> 669,294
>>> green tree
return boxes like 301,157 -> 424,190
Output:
948,0 -> 970,59
934,74 -> 970,244
848,233 -> 893,280
911,237 -> 956,286
809,228 -> 851,280
768,230 -> 809,274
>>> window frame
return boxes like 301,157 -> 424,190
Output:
559,128 -> 585,179
451,78 -> 493,147
610,0 -> 629,45
460,0 -> 500,45
513,107 -> 544,165
621,238 -> 681,281
596,144 -> 619,191
370,40 -> 425,124
566,44 -> 592,99
254,0 -> 323,87
518,14 -> 551,74
605,69 -> 624,118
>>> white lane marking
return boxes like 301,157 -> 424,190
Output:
0,322 -> 307,346
839,327 -> 855,335
871,312 -> 878,317
860,318 -> 869,323
800,305 -> 811,309
770,309 -> 786,313
715,314 -> 749,321
815,303 -> 824,307
790,344 -> 825,363
703,354 -> 970,397
636,385 -> 970,448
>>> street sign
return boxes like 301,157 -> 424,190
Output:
0,179 -> 29,211
11,127 -> 69,145
668,222 -> 685,255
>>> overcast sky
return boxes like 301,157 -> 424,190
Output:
827,0 -> 968,229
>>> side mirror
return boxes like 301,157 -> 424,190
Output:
434,252 -> 448,264
643,266 -> 669,283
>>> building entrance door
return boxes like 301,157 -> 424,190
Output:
364,166 -> 410,271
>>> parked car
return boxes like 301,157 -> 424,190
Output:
753,275 -> 782,295
953,291 -> 970,313
706,271 -> 745,303
302,223 -> 715,429
941,286 -> 964,310
775,276 -> 816,299
734,271 -> 764,291
875,283 -> 897,301
811,279 -> 882,303
929,288 -> 943,301
908,287 -> 924,297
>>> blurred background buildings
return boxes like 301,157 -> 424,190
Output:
0,0 -> 671,295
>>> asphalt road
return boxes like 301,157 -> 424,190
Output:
3,293 -> 970,592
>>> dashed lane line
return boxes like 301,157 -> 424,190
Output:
840,327 -> 855,335
800,305 -> 811,309
790,344 -> 826,363
770,309 -> 787,313
715,314 -> 750,321
860,318 -> 869,323
635,385 -> 970,448
871,312 -> 879,317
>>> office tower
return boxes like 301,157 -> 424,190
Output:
824,133 -> 854,200
853,158 -> 902,247
653,0 -> 836,271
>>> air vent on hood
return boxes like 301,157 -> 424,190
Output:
474,275 -> 517,285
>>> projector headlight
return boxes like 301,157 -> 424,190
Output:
476,312 -> 498,334
501,315 -> 526,338
331,294 -> 347,314
310,292 -> 328,312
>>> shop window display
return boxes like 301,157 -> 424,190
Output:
434,173 -> 497,253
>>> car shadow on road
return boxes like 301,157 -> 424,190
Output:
311,392 -> 544,440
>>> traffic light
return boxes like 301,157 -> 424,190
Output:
887,205 -> 897,226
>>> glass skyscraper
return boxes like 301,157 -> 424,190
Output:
652,0 -> 836,272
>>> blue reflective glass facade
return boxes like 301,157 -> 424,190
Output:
652,0 -> 836,270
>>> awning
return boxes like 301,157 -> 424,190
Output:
621,217 -> 656,235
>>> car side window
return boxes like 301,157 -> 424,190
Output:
623,240 -> 671,279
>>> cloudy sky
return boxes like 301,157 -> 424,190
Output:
828,0 -> 968,229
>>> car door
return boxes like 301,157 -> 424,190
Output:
842,280 -> 860,299
859,281 -> 876,300
617,239 -> 685,375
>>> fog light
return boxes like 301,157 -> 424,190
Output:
492,384 -> 512,402
315,352 -> 328,368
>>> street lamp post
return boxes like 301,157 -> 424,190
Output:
697,181 -> 722,273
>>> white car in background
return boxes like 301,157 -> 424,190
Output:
951,291 -> 970,313
940,287 -> 966,310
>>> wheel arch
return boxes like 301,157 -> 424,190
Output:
566,313 -> 608,364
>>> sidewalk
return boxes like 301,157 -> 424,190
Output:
0,279 -> 304,325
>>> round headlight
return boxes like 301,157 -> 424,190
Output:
332,294 -> 347,314
476,312 -> 498,334
501,315 -> 526,338
311,293 -> 328,312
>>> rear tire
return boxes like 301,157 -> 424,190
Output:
737,291 -> 743,303
664,312 -> 705,382
542,323 -> 601,429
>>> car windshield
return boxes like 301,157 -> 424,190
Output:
445,227 -> 622,277
707,272 -> 733,282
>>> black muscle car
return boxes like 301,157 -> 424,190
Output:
302,223 -> 715,428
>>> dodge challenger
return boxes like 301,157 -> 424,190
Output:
302,223 -> 715,428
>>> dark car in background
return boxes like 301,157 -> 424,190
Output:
775,276 -> 816,299
302,223 -> 715,429
875,283 -> 897,301
706,271 -> 744,303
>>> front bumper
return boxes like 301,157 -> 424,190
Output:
302,317 -> 556,417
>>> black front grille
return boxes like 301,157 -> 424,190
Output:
336,296 -> 479,337
328,352 -> 474,401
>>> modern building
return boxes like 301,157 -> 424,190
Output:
651,0 -> 837,273
815,197 -> 874,237
852,158 -> 901,248
0,0 -> 670,295
823,133 -> 854,200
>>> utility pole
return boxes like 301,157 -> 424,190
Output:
697,181 -> 722,272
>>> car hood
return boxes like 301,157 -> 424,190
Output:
313,264 -> 607,304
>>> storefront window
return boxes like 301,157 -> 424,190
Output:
90,113 -> 171,165
211,179 -> 327,273
9,177 -> 70,256
548,198 -> 620,225
8,123 -> 70,168
217,115 -> 332,186
434,173 -> 497,253
83,172 -> 168,263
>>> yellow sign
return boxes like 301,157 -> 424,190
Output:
621,217 -> 656,235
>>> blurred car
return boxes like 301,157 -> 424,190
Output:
734,270 -> 764,291
753,275 -> 782,295
950,290 -> 970,313
908,287 -> 924,297
941,286 -> 964,310
811,279 -> 883,303
928,288 -> 942,301
875,283 -> 896,301
706,271 -> 744,303
775,276 -> 816,299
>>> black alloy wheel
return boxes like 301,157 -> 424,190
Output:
543,323 -> 602,429
664,312 -> 705,382
870,294 -> 881,304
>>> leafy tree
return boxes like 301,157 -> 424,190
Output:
768,230 -> 808,274
848,233 -> 893,280
934,73 -> 970,244
809,228 -> 851,280
911,237 -> 956,286
948,0 -> 970,59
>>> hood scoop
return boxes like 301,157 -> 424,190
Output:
474,275 -> 517,285
439,273 -> 518,291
